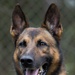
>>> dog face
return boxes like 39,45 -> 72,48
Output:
10,3 -> 63,75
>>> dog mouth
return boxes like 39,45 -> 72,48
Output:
22,63 -> 48,75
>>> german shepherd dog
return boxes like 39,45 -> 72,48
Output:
10,3 -> 66,75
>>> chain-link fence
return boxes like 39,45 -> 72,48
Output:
0,0 -> 75,75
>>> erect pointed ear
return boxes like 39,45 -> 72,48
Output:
10,3 -> 29,40
41,3 -> 63,41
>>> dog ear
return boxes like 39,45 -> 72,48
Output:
41,3 -> 63,41
10,3 -> 29,40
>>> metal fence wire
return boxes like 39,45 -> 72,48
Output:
0,0 -> 75,75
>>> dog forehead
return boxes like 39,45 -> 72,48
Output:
21,27 -> 42,36
26,28 -> 41,37
17,28 -> 42,40
18,27 -> 55,44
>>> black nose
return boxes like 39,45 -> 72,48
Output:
20,56 -> 34,68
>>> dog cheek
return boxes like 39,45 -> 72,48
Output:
50,47 -> 59,60
40,47 -> 49,55
13,49 -> 20,63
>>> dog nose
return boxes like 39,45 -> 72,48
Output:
20,56 -> 34,68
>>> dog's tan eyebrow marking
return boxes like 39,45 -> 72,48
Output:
16,28 -> 41,43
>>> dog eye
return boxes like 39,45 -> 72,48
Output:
37,40 -> 48,47
19,40 -> 27,47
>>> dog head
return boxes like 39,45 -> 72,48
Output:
10,3 -> 63,75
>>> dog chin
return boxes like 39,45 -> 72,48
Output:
23,63 -> 48,75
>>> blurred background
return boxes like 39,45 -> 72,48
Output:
0,0 -> 75,75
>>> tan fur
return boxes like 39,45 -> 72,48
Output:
13,28 -> 66,75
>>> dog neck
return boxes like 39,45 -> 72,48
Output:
47,59 -> 66,75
